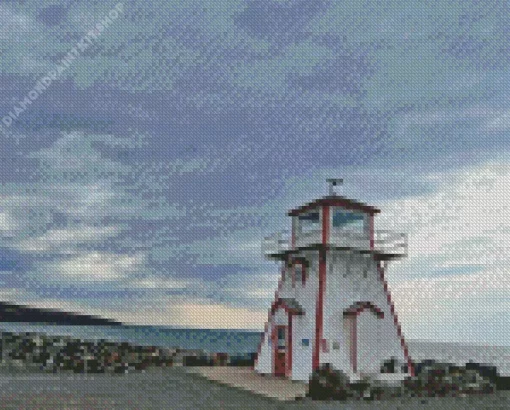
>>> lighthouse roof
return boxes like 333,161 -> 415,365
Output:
287,195 -> 381,216
271,297 -> 304,315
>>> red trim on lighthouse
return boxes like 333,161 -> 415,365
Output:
291,217 -> 296,249
313,206 -> 329,371
254,264 -> 286,369
286,314 -> 293,377
313,252 -> 326,371
350,317 -> 357,373
270,299 -> 304,316
289,258 -> 308,286
288,196 -> 380,216
344,301 -> 384,318
344,302 -> 385,374
322,205 -> 330,245
369,214 -> 375,250
377,262 -> 415,376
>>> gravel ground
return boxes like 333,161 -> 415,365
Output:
0,368 -> 283,409
0,368 -> 508,409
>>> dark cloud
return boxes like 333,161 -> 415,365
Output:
235,0 -> 330,45
37,4 -> 69,27
286,53 -> 375,96
0,248 -> 25,272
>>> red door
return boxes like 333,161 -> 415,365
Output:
273,326 -> 286,376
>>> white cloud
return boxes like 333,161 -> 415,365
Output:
223,272 -> 279,298
129,277 -> 189,290
115,296 -> 267,329
186,230 -> 269,267
374,160 -> 510,342
44,251 -> 146,282
393,102 -> 510,135
377,161 -> 510,263
485,109 -> 510,131
0,134 -> 185,247
0,211 -> 19,238
0,5 -> 58,74
17,291 -> 267,329
28,131 -> 131,174
0,181 -> 122,240
0,287 -> 24,302
244,288 -> 276,299
0,289 -> 267,329
393,103 -> 510,142
165,302 -> 266,329
0,5 -> 32,40
16,225 -> 120,253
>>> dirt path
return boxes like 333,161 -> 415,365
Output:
184,366 -> 308,401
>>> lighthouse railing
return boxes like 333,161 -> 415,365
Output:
262,230 -> 291,257
294,230 -> 322,248
329,228 -> 371,250
263,228 -> 407,257
373,230 -> 407,256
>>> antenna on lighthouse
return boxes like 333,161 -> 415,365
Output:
326,178 -> 343,196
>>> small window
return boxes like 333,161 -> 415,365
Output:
283,267 -> 290,283
332,341 -> 340,350
301,339 -> 309,347
295,263 -> 306,285
299,211 -> 320,234
332,209 -> 365,231
277,327 -> 286,341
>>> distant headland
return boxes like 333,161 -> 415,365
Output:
0,302 -> 121,326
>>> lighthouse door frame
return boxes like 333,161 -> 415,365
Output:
343,302 -> 384,374
272,324 -> 288,376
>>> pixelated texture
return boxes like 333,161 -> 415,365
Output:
0,0 -> 509,407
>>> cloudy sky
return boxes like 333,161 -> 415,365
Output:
0,0 -> 509,345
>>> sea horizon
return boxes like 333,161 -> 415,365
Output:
1,322 -> 509,348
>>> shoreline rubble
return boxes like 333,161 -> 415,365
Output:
307,360 -> 510,401
0,330 -> 255,374
2,328 -> 509,402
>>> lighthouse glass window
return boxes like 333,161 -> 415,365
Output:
277,327 -> 286,350
331,208 -> 366,233
295,263 -> 306,285
298,211 -> 320,234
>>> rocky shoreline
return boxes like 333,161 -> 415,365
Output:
2,329 -> 509,402
0,330 -> 255,374
308,361 -> 510,401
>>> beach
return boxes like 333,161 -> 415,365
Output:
0,367 -> 277,409
0,367 -> 508,409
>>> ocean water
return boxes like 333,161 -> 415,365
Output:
406,339 -> 510,376
1,323 -> 509,375
0,322 -> 261,354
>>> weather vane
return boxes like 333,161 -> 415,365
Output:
326,178 -> 343,196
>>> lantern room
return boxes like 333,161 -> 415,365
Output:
262,180 -> 407,260
289,195 -> 379,250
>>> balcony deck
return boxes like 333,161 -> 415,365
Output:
262,229 -> 407,261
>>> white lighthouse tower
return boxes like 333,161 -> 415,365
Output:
254,180 -> 413,382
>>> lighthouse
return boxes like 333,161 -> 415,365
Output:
254,180 -> 413,382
